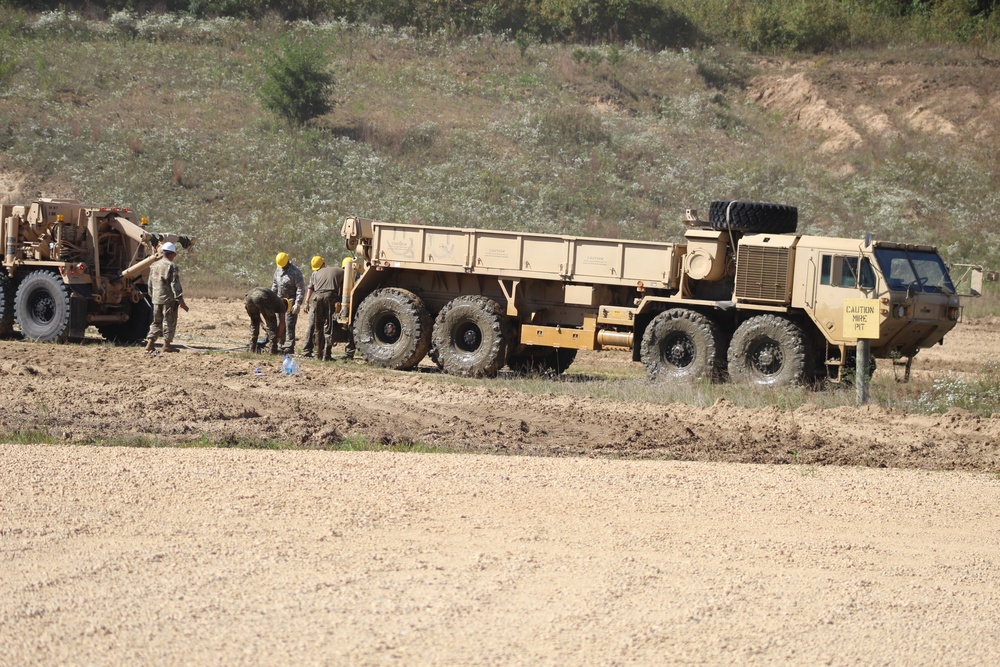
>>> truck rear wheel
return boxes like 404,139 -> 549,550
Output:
14,271 -> 72,343
97,296 -> 153,345
432,296 -> 510,377
0,274 -> 14,336
727,315 -> 812,386
641,309 -> 725,382
353,288 -> 432,370
709,201 -> 798,234
507,346 -> 578,376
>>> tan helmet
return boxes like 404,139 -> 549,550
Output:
311,255 -> 325,271
275,252 -> 289,268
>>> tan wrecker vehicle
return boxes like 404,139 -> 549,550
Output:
334,200 -> 983,386
1,198 -> 192,344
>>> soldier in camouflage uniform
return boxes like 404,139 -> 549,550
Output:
272,252 -> 305,354
245,286 -> 287,355
145,242 -> 188,352
302,256 -> 343,361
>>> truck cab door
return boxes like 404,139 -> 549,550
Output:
810,253 -> 878,343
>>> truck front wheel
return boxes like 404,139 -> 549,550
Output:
353,288 -> 431,370
432,296 -> 510,377
14,271 -> 72,343
641,309 -> 725,382
727,315 -> 812,386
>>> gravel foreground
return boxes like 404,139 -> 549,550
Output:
3,445 -> 1000,666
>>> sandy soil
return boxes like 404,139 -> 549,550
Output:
2,298 -> 999,665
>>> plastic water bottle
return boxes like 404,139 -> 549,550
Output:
282,355 -> 300,376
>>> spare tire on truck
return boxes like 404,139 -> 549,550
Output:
709,201 -> 798,234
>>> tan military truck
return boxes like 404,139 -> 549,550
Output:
336,200 -> 982,386
1,198 -> 192,344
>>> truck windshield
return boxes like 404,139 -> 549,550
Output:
874,248 -> 955,294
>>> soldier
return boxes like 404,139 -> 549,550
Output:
302,256 -> 343,361
244,287 -> 287,355
145,241 -> 188,353
272,252 -> 304,354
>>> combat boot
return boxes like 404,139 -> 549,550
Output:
145,339 -> 156,352
162,342 -> 179,353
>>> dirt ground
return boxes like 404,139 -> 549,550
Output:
2,298 -> 999,665
1,297 -> 998,469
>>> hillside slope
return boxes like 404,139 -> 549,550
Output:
0,18 -> 997,288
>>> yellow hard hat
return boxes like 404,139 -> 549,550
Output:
342,256 -> 354,269
283,298 -> 292,313
275,252 -> 289,268
311,255 -> 325,271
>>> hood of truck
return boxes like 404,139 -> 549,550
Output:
873,293 -> 959,357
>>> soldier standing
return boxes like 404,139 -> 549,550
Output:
272,252 -> 304,354
244,287 -> 287,355
302,256 -> 343,361
145,241 -> 188,352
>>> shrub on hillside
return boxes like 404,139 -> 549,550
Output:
258,36 -> 334,126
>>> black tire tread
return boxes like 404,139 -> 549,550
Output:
709,200 -> 798,234
640,308 -> 725,382
432,295 -> 510,378
727,314 -> 811,387
14,270 -> 72,343
352,287 -> 431,370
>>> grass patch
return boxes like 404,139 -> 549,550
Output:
2,429 -> 61,445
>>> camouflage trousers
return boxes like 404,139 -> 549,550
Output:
147,301 -> 179,343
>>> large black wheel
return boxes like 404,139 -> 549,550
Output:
640,309 -> 725,382
352,288 -> 431,370
97,295 -> 153,345
0,273 -> 14,337
727,315 -> 812,387
507,346 -> 578,376
432,295 -> 510,377
14,271 -> 73,343
709,201 -> 797,234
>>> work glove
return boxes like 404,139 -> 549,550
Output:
292,303 -> 301,316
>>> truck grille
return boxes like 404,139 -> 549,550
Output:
736,246 -> 790,303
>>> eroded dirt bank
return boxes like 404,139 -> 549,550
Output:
2,446 -> 999,666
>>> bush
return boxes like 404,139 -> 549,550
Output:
258,36 -> 334,126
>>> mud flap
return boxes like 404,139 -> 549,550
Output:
69,285 -> 91,340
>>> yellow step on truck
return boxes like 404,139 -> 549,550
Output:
0,198 -> 192,344
337,201 -> 985,386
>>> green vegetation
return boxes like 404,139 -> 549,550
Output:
259,35 -> 334,125
5,1 -> 1000,52
0,7 -> 997,300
